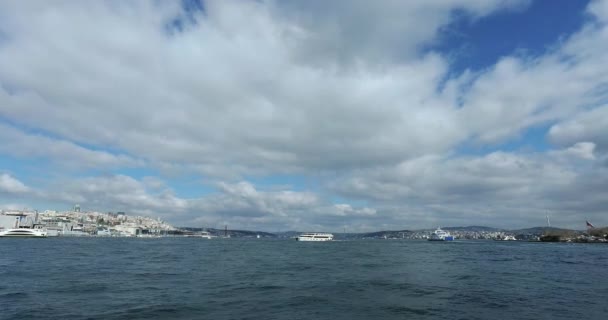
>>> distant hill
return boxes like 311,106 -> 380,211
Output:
441,226 -> 503,232
177,225 -> 593,239
510,227 -> 580,236
359,230 -> 412,239
274,231 -> 301,239
179,227 -> 277,238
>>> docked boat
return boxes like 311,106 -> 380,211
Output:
296,233 -> 334,241
428,228 -> 454,241
96,227 -> 112,237
0,228 -> 47,238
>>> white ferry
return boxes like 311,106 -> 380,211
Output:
428,228 -> 454,241
185,231 -> 215,239
296,233 -> 334,241
199,231 -> 214,239
495,235 -> 517,241
0,228 -> 47,238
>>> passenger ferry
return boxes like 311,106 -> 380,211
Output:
198,231 -> 214,239
494,235 -> 517,241
185,231 -> 215,239
296,233 -> 334,241
0,228 -> 48,238
428,228 -> 454,241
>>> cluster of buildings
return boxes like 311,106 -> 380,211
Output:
442,230 -> 517,240
0,204 -> 176,237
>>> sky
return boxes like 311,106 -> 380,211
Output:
1,0 -> 607,231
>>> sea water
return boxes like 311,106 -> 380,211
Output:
1,238 -> 607,320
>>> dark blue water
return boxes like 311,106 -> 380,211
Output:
1,239 -> 607,320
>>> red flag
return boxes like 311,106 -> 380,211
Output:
586,220 -> 595,228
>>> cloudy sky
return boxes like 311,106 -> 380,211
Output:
1,0 -> 607,231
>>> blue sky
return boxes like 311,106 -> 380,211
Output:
432,0 -> 591,73
1,0 -> 607,231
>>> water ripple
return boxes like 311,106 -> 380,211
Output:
0,238 -> 606,320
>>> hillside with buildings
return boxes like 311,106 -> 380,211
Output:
0,205 -> 175,237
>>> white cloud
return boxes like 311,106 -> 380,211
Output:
0,173 -> 30,193
588,0 -> 608,22
548,106 -> 608,152
54,175 -> 189,213
0,0 -> 529,176
329,144 -> 606,229
449,1 -> 608,146
0,1 -> 607,229
29,176 -> 375,231
273,0 -> 530,65
561,142 -> 596,160
0,124 -> 143,170
1,143 -> 604,230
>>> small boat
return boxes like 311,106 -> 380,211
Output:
295,233 -> 334,241
428,228 -> 454,241
0,228 -> 47,238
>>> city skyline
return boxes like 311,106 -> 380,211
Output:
1,0 -> 608,231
